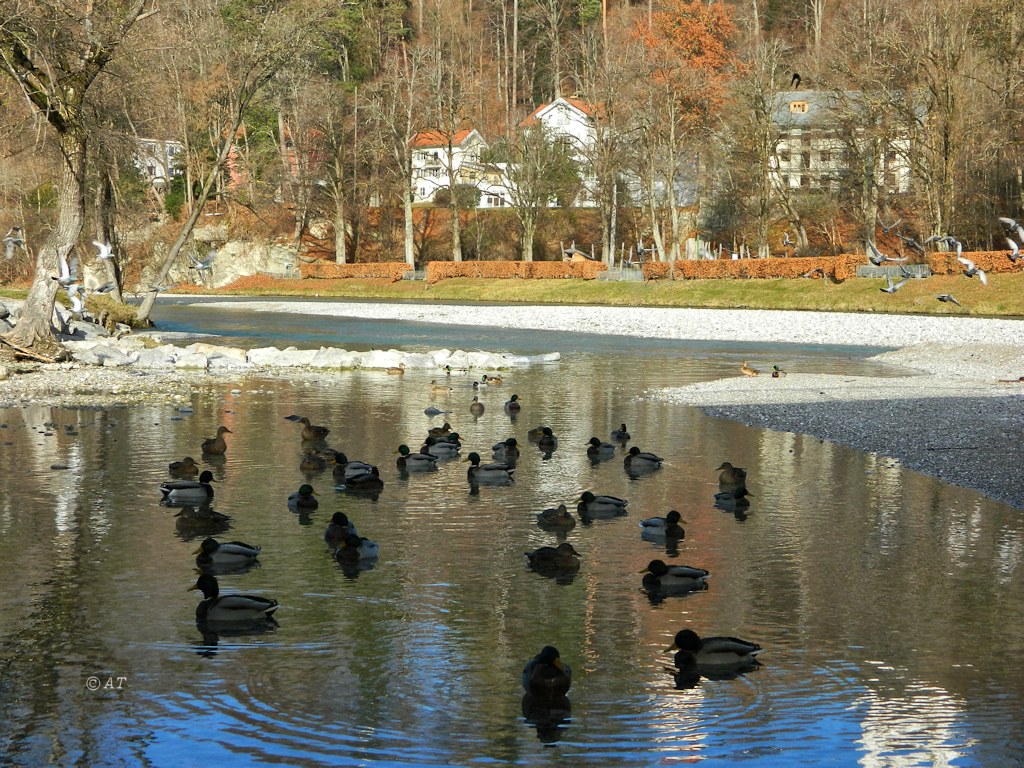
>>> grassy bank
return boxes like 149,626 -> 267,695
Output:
5,274 -> 1024,316
203,273 -> 1024,316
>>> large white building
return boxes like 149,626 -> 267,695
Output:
134,138 -> 185,189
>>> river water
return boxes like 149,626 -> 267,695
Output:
1,299 -> 1022,767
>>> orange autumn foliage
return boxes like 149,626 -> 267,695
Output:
299,262 -> 408,282
642,256 -> 862,281
426,260 -> 608,284
926,251 -> 1018,275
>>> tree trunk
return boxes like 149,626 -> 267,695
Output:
5,131 -> 85,353
97,170 -> 125,304
404,186 -> 416,267
334,189 -> 348,263
450,205 -> 462,262
521,216 -> 536,261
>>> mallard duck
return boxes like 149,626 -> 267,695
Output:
527,425 -> 549,441
611,423 -> 631,441
586,437 -> 616,460
537,427 -> 558,452
201,426 -> 231,455
740,361 -> 760,377
324,512 -> 357,548
386,363 -> 405,375
715,462 -> 747,487
190,573 -> 278,622
577,491 -> 628,514
194,537 -> 261,568
469,397 -> 485,417
333,533 -> 379,563
522,646 -> 571,698
771,364 -> 787,378
427,421 -> 452,438
504,394 -> 522,412
639,510 -> 685,539
287,484 -> 318,510
342,466 -> 385,492
640,560 -> 709,592
334,454 -> 376,481
299,452 -> 327,472
397,444 -> 439,471
624,446 -> 663,471
536,504 -> 576,530
430,379 -> 453,395
491,437 -> 520,463
714,487 -> 753,509
666,629 -> 762,671
297,417 -> 330,442
525,542 -> 581,571
483,374 -> 503,385
174,505 -> 231,531
422,436 -> 460,458
464,452 -> 514,483
160,470 -> 215,504
168,456 -> 199,477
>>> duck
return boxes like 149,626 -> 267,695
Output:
160,470 -> 215,505
771,364 -> 787,378
190,573 -> 278,622
666,629 -> 762,671
287,484 -> 318,510
640,560 -> 709,592
430,379 -> 453,395
174,505 -> 231,532
464,452 -> 515,483
715,462 -> 747,487
504,394 -> 522,412
714,487 -> 753,509
341,466 -> 385,492
740,361 -> 760,377
610,423 -> 630,441
397,444 -> 439,471
624,445 -> 664,471
525,542 -> 581,571
537,427 -> 558,452
491,437 -> 520,463
427,421 -> 452,438
194,537 -> 261,568
201,426 -> 231,455
482,374 -> 503,385
536,504 -> 576,530
168,456 -> 199,477
334,453 -> 376,481
586,437 -> 617,460
522,646 -> 571,698
324,512 -> 357,548
639,510 -> 685,539
386,363 -> 405,375
469,396 -> 485,417
333,533 -> 379,563
299,452 -> 327,472
422,435 -> 461,459
577,491 -> 628,514
297,417 -> 330,442
527,425 -> 549,441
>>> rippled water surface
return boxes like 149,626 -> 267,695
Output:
1,302 -> 1022,767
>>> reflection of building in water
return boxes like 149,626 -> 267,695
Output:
856,683 -> 970,766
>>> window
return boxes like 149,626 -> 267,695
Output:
146,164 -> 155,178
800,175 -> 809,188
789,101 -> 809,114
819,150 -> 831,164
779,150 -> 791,163
782,175 -> 790,187
801,151 -> 811,169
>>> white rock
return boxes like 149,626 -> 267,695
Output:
310,347 -> 360,368
173,352 -> 209,369
188,342 -> 248,363
133,346 -> 179,368
359,349 -> 404,369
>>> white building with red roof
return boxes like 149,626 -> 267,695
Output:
410,128 -> 497,205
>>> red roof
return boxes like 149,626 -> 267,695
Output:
520,97 -> 599,126
409,128 -> 476,148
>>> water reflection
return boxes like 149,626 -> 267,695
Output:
1,339 -> 1022,766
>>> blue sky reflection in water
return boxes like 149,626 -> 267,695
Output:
0,302 -> 1021,767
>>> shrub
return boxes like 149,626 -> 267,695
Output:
426,260 -> 607,283
926,250 -> 1016,275
642,255 -> 861,280
299,262 -> 408,282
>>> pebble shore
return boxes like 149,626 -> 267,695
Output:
2,298 -> 1022,507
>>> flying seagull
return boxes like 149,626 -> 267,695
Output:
1006,238 -> 1021,264
2,228 -> 25,260
190,249 -> 216,273
957,255 -> 988,285
53,252 -> 79,287
937,294 -> 962,307
92,240 -> 113,260
880,273 -> 908,294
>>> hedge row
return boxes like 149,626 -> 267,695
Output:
426,260 -> 608,284
641,255 -> 863,281
926,250 -> 1018,275
300,261 -> 408,282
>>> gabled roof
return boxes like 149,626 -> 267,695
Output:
409,128 -> 482,149
520,97 -> 599,127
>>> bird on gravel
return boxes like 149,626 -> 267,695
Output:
740,362 -> 760,377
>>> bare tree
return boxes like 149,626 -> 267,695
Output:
0,0 -> 156,355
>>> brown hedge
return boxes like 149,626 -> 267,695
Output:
642,255 -> 862,281
300,262 -> 408,282
426,260 -> 608,284
926,250 -> 1018,275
